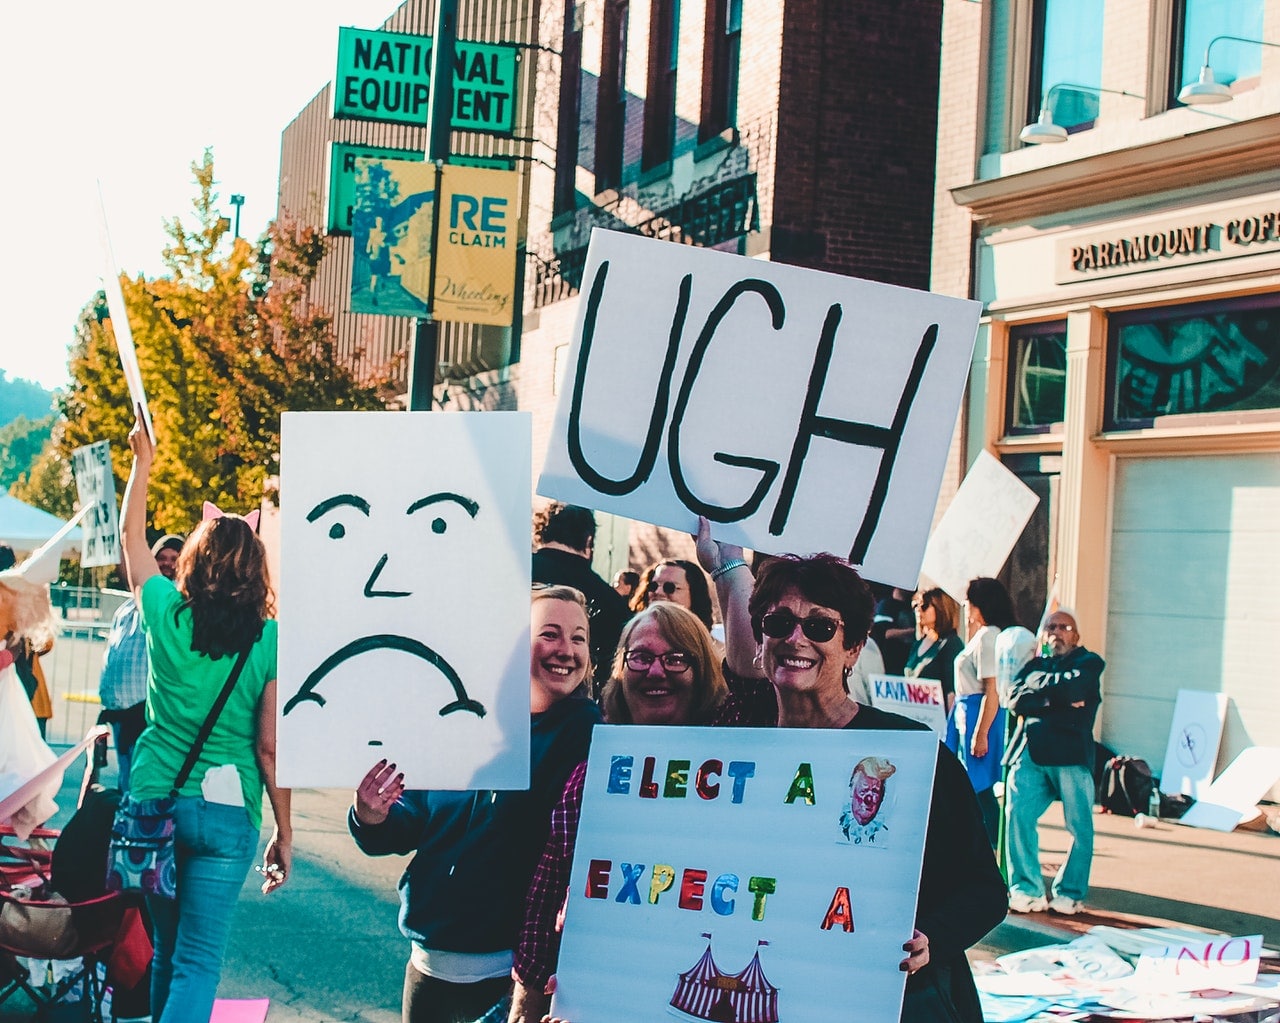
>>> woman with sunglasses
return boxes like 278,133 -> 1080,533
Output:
904,588 -> 963,713
697,542 -> 1006,1023
352,585 -> 601,1023
508,602 -> 730,1023
628,559 -> 715,632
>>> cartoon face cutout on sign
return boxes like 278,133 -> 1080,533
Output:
838,756 -> 897,847
277,411 -> 532,790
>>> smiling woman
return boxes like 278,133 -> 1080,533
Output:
348,585 -> 601,1023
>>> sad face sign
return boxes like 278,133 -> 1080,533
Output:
277,411 -> 533,789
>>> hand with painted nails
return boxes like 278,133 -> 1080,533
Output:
899,928 -> 929,975
354,759 -> 406,825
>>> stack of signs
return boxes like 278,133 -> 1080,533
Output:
537,230 -> 982,588
552,726 -> 937,1023
70,441 -> 120,569
275,411 -> 533,790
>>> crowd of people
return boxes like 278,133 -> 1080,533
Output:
5,434 -> 1110,1023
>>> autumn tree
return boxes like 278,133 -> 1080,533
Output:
40,151 -> 390,534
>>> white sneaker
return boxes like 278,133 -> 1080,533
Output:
1008,892 -> 1048,913
1049,896 -> 1084,915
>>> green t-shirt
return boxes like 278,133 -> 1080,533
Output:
129,575 -> 278,830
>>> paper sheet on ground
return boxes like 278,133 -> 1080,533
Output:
1179,746 -> 1280,831
1131,933 -> 1261,992
209,999 -> 270,1023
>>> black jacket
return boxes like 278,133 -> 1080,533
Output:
349,696 -> 600,952
1006,646 -> 1104,768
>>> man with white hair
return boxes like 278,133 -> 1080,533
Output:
1004,609 -> 1103,915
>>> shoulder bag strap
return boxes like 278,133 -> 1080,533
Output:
169,644 -> 253,798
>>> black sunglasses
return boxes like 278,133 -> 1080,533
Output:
758,609 -> 842,643
647,580 -> 680,595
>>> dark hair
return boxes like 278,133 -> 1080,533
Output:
601,603 -> 726,725
616,570 -> 640,590
0,545 -> 15,572
175,516 -> 272,659
747,553 -> 874,650
629,559 -> 714,630
534,503 -> 596,551
965,577 -> 1018,631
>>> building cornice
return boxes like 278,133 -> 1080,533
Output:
949,113 -> 1280,225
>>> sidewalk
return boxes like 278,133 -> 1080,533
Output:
977,802 -> 1280,959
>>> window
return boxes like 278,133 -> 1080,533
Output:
595,0 -> 629,192
699,0 -> 741,143
1007,321 -> 1068,434
1026,0 -> 1104,134
1108,294 -> 1280,427
642,0 -> 679,169
554,2 -> 584,215
1170,0 -> 1265,106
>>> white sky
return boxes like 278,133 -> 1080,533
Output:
0,0 -> 397,392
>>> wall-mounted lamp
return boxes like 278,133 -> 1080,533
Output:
1178,34 -> 1280,105
1019,82 -> 1145,144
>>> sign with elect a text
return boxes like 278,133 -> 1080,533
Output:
537,230 -> 981,586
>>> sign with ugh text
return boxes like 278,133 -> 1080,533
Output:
537,231 -> 981,586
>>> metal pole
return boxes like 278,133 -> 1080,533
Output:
408,0 -> 458,411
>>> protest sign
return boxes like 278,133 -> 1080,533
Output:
537,230 -> 981,588
1180,746 -> 1280,832
553,725 -> 937,1023
920,450 -> 1039,602
350,157 -> 437,317
1160,689 -> 1228,800
1132,934 -> 1261,992
96,182 -> 154,442
432,164 -> 519,326
276,411 -> 532,788
869,675 -> 947,735
70,441 -> 120,569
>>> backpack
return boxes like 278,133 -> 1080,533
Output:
1100,756 -> 1154,817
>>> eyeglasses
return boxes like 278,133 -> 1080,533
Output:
625,649 -> 693,673
912,602 -> 929,612
1044,622 -> 1075,633
758,609 -> 842,643
648,580 -> 681,595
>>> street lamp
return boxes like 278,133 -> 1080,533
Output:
1177,35 -> 1280,105
229,194 -> 245,239
1019,82 -> 1145,144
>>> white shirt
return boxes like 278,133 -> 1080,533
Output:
953,625 -> 998,698
848,635 -> 885,705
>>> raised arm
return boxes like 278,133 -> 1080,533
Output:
693,516 -> 761,679
121,410 -> 159,601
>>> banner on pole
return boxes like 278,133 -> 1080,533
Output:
349,157 -> 436,317
327,143 -> 425,234
433,164 -> 519,327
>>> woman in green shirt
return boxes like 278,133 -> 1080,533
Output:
122,413 -> 291,1023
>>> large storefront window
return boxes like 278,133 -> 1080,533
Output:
1007,321 -> 1068,433
1108,294 -> 1280,427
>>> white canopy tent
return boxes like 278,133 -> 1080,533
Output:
0,494 -> 83,555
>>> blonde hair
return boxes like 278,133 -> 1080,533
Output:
0,572 -> 58,652
851,756 -> 897,784
601,603 -> 727,725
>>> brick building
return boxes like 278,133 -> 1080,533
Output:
276,0 -> 947,579
932,0 -> 1280,776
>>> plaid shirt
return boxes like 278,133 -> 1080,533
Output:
512,669 -> 777,989
98,598 -> 150,711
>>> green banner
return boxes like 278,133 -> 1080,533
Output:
334,26 -> 518,134
328,143 -> 425,234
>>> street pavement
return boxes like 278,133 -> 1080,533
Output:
5,758 -> 1278,1021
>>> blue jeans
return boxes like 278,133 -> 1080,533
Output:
1006,756 -> 1094,902
146,797 -> 258,1023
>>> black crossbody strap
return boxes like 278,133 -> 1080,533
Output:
170,645 -> 253,797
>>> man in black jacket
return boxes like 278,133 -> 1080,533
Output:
530,503 -> 629,692
1004,610 -> 1103,916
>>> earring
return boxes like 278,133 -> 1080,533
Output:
752,647 -> 764,669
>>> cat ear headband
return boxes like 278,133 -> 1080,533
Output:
202,501 -> 260,533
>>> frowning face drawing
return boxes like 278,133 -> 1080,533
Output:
277,412 -> 533,790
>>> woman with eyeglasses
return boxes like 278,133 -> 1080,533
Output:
352,585 -> 601,1023
508,601 -> 737,1023
904,588 -> 963,713
950,577 -> 1020,847
695,541 -> 1006,1023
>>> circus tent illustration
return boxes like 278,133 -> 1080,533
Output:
668,934 -> 779,1023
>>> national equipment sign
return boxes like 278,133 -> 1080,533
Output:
334,27 -> 518,135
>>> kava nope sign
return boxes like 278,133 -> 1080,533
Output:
537,231 -> 981,587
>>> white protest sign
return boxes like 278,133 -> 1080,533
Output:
553,725 -> 937,1023
920,450 -> 1039,602
70,441 -> 120,569
277,411 -> 532,789
96,182 -> 154,442
537,230 -> 981,587
1160,689 -> 1228,799
1132,934 -> 1261,992
870,674 -> 947,735
1179,747 -> 1280,832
